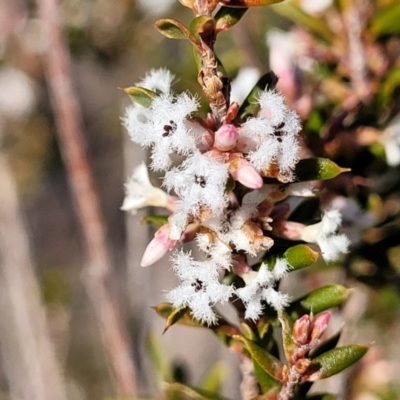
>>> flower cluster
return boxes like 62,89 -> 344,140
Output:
122,68 -> 349,324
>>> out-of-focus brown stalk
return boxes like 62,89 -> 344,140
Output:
0,145 -> 67,400
343,1 -> 370,101
36,0 -> 138,395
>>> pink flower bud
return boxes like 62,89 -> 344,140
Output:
293,315 -> 311,346
232,254 -> 252,277
140,224 -> 177,267
214,124 -> 239,151
272,220 -> 305,241
229,157 -> 263,189
310,311 -> 331,342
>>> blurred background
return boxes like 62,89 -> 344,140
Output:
1,0 -> 400,399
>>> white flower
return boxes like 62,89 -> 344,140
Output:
240,89 -> 302,180
125,91 -> 200,171
204,203 -> 273,256
166,250 -> 234,325
236,259 -> 290,321
300,210 -> 350,262
121,162 -> 172,213
196,233 -> 233,270
138,68 -> 175,94
328,196 -> 373,245
164,152 -> 229,239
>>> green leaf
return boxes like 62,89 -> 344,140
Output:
288,285 -> 350,318
306,345 -> 369,381
153,303 -> 203,330
153,303 -> 242,349
253,360 -> 282,394
219,0 -> 283,7
155,18 -> 190,40
294,158 -> 350,182
379,67 -> 400,106
310,331 -> 341,359
141,215 -> 169,227
241,322 -> 258,341
200,362 -> 227,394
146,334 -> 172,383
215,6 -> 248,32
234,335 -> 284,380
258,321 -> 273,343
272,3 -> 334,42
278,311 -> 296,363
163,307 -> 193,334
284,245 -> 320,270
189,16 -> 216,41
165,382 -> 227,400
236,71 -> 279,122
370,3 -> 400,36
122,86 -> 157,108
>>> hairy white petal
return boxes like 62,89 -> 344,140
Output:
121,162 -> 169,213
318,234 -> 350,262
164,152 -> 229,234
236,260 -> 289,320
166,251 -> 234,325
138,68 -> 175,93
262,287 -> 290,311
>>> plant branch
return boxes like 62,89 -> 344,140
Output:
36,0 -> 138,395
0,143 -> 67,400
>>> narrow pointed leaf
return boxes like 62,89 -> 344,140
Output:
310,331 -> 341,359
166,382 -> 227,400
163,307 -> 193,334
153,303 -> 203,329
284,245 -> 320,270
258,321 -> 273,343
219,0 -> 283,7
370,3 -> 400,36
215,6 -> 248,32
278,311 -> 296,362
234,335 -> 284,380
236,71 -> 278,122
189,16 -> 216,43
146,334 -> 172,383
153,303 -> 242,348
253,360 -> 282,394
288,285 -> 350,318
294,158 -> 350,182
155,18 -> 190,40
122,86 -> 157,108
141,215 -> 169,227
306,345 -> 369,381
200,362 -> 227,394
241,322 -> 258,341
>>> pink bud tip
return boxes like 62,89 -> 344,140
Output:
293,314 -> 311,346
214,124 -> 239,152
230,158 -> 263,189
310,311 -> 331,341
232,254 -> 252,277
140,224 -> 177,267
